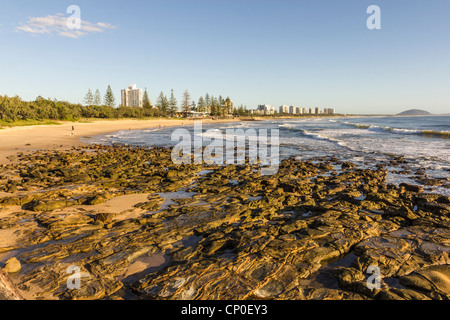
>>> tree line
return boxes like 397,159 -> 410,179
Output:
84,86 -> 246,117
83,86 -> 115,107
0,86 -> 249,122
0,94 -> 160,122
84,86 -> 249,117
151,89 -> 249,117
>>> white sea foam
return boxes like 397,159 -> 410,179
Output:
90,116 -> 450,195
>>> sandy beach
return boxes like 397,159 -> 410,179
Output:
0,118 -> 244,165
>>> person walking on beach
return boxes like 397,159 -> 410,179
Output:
71,125 -> 74,136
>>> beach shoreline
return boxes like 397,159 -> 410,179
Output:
0,114 -> 376,165
0,117 -> 246,165
0,114 -> 365,165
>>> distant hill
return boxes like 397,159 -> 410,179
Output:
397,109 -> 432,116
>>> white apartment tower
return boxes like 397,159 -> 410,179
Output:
121,84 -> 143,107
289,105 -> 297,114
279,105 -> 289,114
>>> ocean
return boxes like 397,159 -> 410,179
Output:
87,115 -> 450,196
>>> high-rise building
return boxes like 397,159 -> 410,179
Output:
322,108 -> 336,115
121,84 -> 143,107
315,107 -> 321,114
296,107 -> 301,114
257,104 -> 276,115
289,105 -> 297,114
279,105 -> 289,114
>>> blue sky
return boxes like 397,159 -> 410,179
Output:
1,0 -> 449,114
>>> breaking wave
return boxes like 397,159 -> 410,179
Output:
342,122 -> 450,139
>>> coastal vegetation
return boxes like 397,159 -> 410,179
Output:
0,89 -> 249,127
0,119 -> 62,128
0,94 -> 161,124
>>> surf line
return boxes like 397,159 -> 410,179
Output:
171,121 -> 280,175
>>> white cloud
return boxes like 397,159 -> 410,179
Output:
16,13 -> 116,38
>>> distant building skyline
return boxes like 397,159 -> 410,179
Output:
253,104 -> 336,115
277,105 -> 336,116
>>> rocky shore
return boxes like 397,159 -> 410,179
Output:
0,145 -> 449,300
